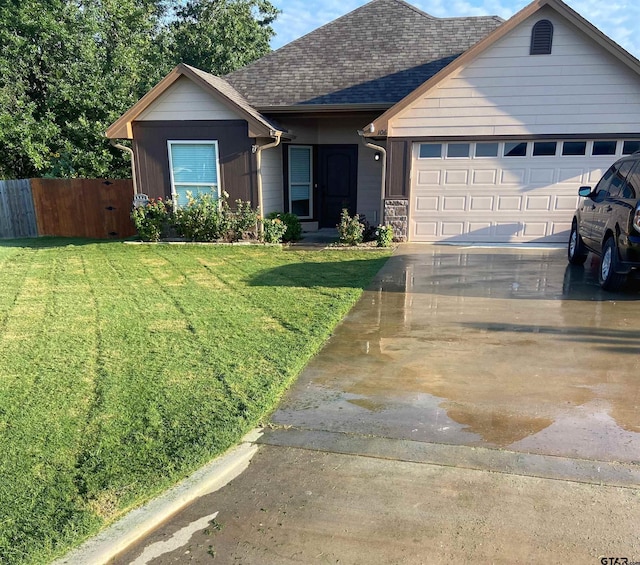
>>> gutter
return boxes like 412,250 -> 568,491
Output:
258,103 -> 392,115
110,140 -> 138,195
253,130 -> 283,233
357,128 -> 386,225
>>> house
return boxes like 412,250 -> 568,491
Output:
106,0 -> 640,243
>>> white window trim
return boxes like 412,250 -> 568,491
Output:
288,145 -> 313,219
167,140 -> 221,208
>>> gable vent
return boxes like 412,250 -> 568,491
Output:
530,19 -> 553,55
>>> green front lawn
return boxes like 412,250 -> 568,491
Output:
0,240 -> 390,565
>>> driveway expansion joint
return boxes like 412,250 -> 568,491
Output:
259,427 -> 640,489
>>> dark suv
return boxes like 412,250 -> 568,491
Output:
568,153 -> 640,290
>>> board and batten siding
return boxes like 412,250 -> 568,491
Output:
390,6 -> 640,138
138,76 -> 242,122
132,121 -> 256,204
260,144 -> 284,216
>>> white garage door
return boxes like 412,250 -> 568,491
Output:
410,139 -> 639,243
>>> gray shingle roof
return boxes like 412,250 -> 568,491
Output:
225,0 -> 503,108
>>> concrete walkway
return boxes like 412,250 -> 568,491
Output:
112,245 -> 640,564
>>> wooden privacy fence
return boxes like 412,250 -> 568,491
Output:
0,179 -> 38,238
0,178 -> 136,239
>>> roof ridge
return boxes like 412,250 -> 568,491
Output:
436,14 -> 505,22
388,0 -> 434,19
226,0 -> 437,79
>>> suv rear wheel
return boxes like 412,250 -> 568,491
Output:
599,237 -> 626,291
568,222 -> 588,265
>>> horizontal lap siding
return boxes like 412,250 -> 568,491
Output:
132,121 -> 256,205
391,6 -> 640,138
137,77 -> 240,122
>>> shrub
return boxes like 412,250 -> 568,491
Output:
262,217 -> 288,244
358,215 -> 377,242
131,198 -> 172,242
174,193 -> 260,242
173,192 -> 229,242
133,192 -> 261,243
375,224 -> 394,247
337,209 -> 364,245
230,199 -> 259,240
266,212 -> 302,242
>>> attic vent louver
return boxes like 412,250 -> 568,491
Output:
530,20 -> 553,55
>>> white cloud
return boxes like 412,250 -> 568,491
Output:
271,0 -> 640,57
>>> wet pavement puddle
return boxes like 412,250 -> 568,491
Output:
273,246 -> 640,464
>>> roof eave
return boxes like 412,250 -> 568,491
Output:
105,63 -> 285,140
259,103 -> 394,115
105,66 -> 183,139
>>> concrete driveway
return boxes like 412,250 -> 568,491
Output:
114,245 -> 640,564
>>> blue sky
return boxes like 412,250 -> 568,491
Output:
270,0 -> 640,58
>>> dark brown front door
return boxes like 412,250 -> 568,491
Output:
317,145 -> 358,228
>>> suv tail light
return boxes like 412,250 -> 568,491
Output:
634,205 -> 640,233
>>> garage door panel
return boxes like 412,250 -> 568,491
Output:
415,196 -> 439,211
468,222 -> 492,233
442,196 -> 466,211
495,222 -> 522,237
441,222 -> 466,236
525,195 -> 551,210
500,169 -> 526,184
417,170 -> 441,185
443,169 -> 469,185
554,195 -> 579,211
469,196 -> 493,210
522,222 -> 547,237
551,222 -> 571,236
529,168 -> 555,184
472,169 -> 497,184
414,222 -> 438,237
558,168 -> 584,184
497,196 -> 522,211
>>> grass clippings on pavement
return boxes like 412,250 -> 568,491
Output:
0,239 -> 390,565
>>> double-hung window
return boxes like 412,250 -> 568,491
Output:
288,146 -> 313,218
168,141 -> 221,207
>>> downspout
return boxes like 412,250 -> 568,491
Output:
357,128 -> 386,225
110,140 -> 138,195
253,130 -> 282,235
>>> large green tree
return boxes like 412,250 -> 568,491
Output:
0,0 -> 278,179
169,0 -> 279,75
